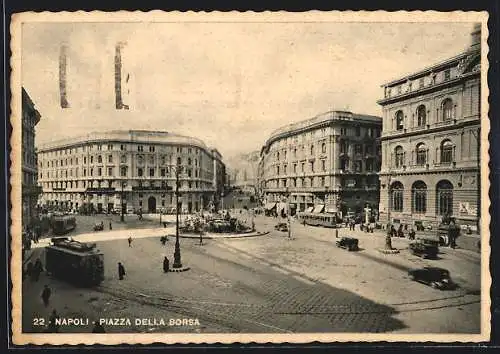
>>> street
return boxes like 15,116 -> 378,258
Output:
22,213 -> 481,334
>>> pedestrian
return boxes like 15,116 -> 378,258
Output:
41,285 -> 51,307
109,221 -> 112,230
128,236 -> 132,247
449,219 -> 459,249
118,262 -> 126,280
92,321 -> 106,333
163,256 -> 170,273
409,228 -> 416,240
26,261 -> 33,281
47,309 -> 60,333
33,258 -> 44,282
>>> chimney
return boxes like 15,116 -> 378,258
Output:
468,23 -> 481,52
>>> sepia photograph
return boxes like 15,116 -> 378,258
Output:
10,11 -> 490,345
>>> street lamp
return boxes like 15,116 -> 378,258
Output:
286,187 -> 291,239
221,192 -> 224,211
172,162 -> 183,269
120,181 -> 126,222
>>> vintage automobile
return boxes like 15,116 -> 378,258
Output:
336,237 -> 359,251
408,267 -> 456,290
93,222 -> 104,232
409,238 -> 439,259
274,222 -> 288,232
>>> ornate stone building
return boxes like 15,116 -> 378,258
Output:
22,88 -> 42,228
37,130 -> 226,214
259,110 -> 382,217
377,24 -> 481,230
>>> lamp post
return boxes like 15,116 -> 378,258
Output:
286,187 -> 291,239
220,193 -> 224,211
120,181 -> 126,222
172,163 -> 183,269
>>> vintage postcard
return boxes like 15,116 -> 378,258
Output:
10,11 -> 491,345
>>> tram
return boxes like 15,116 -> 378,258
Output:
51,214 -> 76,235
45,237 -> 104,287
298,212 -> 338,228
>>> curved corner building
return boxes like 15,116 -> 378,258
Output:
36,130 -> 226,214
259,110 -> 382,217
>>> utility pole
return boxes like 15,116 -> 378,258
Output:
120,181 -> 125,222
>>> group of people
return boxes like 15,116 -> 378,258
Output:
24,257 -> 44,282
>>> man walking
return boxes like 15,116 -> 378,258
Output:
109,221 -> 112,230
163,257 -> 170,273
41,285 -> 51,307
128,236 -> 133,247
118,262 -> 126,280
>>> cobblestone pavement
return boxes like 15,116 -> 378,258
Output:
21,214 -> 482,334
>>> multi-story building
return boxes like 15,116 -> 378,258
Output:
377,24 -> 481,230
259,110 -> 382,217
22,88 -> 42,228
227,151 -> 260,195
37,130 -> 226,214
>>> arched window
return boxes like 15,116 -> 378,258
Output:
436,180 -> 454,216
394,146 -> 404,168
442,98 -> 453,121
276,152 -> 280,161
417,105 -> 426,127
177,157 -> 182,165
121,154 -> 127,163
441,140 -> 454,164
412,181 -> 427,213
395,110 -> 404,130
97,155 -> 102,164
390,181 -> 404,212
416,143 -> 427,166
321,142 -> 326,153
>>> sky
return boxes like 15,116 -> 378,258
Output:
21,20 -> 475,161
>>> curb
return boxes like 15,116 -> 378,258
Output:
377,248 -> 400,254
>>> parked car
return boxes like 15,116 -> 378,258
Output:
274,222 -> 288,232
408,267 -> 456,290
336,237 -> 359,251
409,238 -> 439,259
93,222 -> 104,232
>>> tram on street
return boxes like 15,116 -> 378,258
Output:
298,212 -> 338,228
45,237 -> 104,287
51,214 -> 76,235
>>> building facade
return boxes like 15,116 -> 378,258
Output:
259,110 -> 382,217
37,130 -> 226,214
227,151 -> 260,195
22,88 -> 42,228
377,24 -> 481,230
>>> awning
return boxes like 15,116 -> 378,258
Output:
313,204 -> 325,213
305,206 -> 314,213
325,207 -> 336,214
264,203 -> 276,210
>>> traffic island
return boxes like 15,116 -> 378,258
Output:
377,235 -> 400,254
179,231 -> 270,239
169,266 -> 191,272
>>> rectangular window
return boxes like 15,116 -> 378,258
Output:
98,168 -> 102,176
355,144 -> 362,154
293,163 -> 297,173
108,155 -> 113,163
90,156 -> 94,164
161,168 -> 166,177
108,167 -> 113,176
149,146 -> 155,152
120,167 -> 127,177
355,126 -> 361,136
301,163 -> 305,172
419,78 -> 424,88
97,145 -> 102,151
354,161 -> 362,172
310,161 -> 315,172
120,144 -> 125,151
138,168 -> 143,177
138,145 -> 144,152
107,144 -> 113,150
149,168 -> 155,177
321,160 -> 326,171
